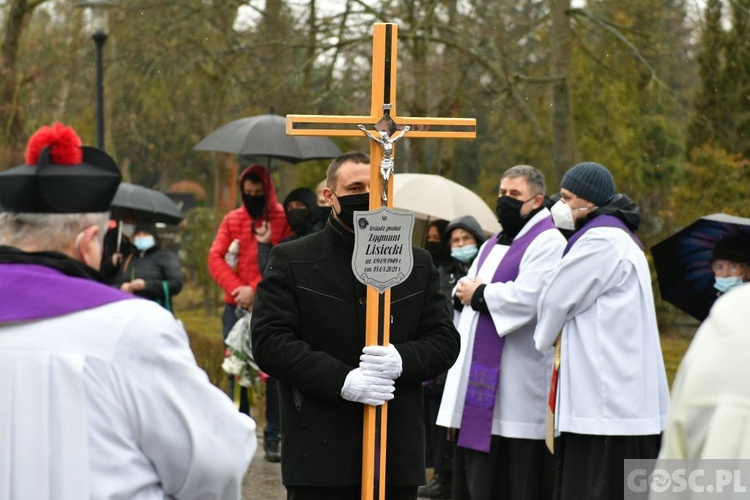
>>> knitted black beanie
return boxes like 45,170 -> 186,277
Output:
560,162 -> 615,206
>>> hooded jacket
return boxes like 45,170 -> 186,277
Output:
282,187 -> 325,241
444,215 -> 487,248
443,215 -> 486,274
208,165 -> 292,305
581,193 -> 641,232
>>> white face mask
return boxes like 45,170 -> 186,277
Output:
550,200 -> 576,231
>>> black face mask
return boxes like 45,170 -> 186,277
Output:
242,194 -> 266,219
287,208 -> 310,234
333,192 -> 370,229
495,195 -> 534,238
425,241 -> 450,264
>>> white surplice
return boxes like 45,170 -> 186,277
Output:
437,209 -> 566,439
0,299 -> 256,500
534,223 -> 670,436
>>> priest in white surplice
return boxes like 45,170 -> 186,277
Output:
437,165 -> 566,500
0,123 -> 256,500
534,162 -> 669,500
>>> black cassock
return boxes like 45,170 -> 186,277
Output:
453,433 -> 557,500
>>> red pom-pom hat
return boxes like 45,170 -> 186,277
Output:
0,123 -> 121,213
25,123 -> 83,166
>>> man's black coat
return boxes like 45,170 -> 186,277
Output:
251,217 -> 460,487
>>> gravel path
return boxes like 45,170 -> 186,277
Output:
242,436 -> 286,499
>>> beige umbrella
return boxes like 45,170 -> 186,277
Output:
392,173 -> 500,235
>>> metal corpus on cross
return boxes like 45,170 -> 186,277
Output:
287,23 -> 476,500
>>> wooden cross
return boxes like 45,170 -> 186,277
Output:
287,23 -> 476,500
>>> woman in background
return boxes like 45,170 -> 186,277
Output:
114,223 -> 183,309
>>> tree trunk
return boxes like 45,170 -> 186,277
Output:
407,31 -> 428,173
215,153 -> 239,214
302,0 -> 317,92
549,0 -> 578,183
0,0 -> 43,165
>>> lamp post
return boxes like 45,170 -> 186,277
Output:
77,1 -> 118,150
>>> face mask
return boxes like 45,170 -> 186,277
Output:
333,192 -> 370,229
425,241 -> 450,264
121,222 -> 136,239
134,235 -> 155,251
714,276 -> 744,293
550,200 -> 576,231
451,244 -> 478,263
496,196 -> 535,235
287,208 -> 310,233
242,194 -> 266,219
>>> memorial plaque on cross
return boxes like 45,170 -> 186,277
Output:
287,23 -> 476,500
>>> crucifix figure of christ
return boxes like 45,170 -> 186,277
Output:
357,123 -> 410,202
286,23 -> 476,500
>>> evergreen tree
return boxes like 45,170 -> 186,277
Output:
686,0 -> 750,158
725,0 -> 750,157
687,0 -> 724,154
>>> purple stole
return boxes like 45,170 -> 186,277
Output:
457,216 -> 556,452
564,214 -> 643,256
0,264 -> 135,322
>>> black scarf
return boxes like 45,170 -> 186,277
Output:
0,245 -> 108,284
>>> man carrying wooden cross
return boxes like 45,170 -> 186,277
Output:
251,151 -> 460,499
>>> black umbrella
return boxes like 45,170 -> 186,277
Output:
193,114 -> 342,164
651,213 -> 750,321
110,182 -> 184,225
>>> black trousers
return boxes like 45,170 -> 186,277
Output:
453,434 -> 557,500
264,376 -> 281,444
553,432 -> 662,500
286,485 -> 417,500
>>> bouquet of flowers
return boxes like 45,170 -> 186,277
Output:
221,309 -> 260,393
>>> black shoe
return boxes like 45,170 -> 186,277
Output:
264,441 -> 281,463
418,474 -> 452,499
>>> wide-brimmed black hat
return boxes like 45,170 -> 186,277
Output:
0,123 -> 121,213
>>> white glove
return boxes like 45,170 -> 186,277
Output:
341,367 -> 395,406
359,344 -> 403,380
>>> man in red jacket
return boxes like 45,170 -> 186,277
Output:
208,164 -> 292,416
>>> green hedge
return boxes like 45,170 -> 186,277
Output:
184,327 -> 227,392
